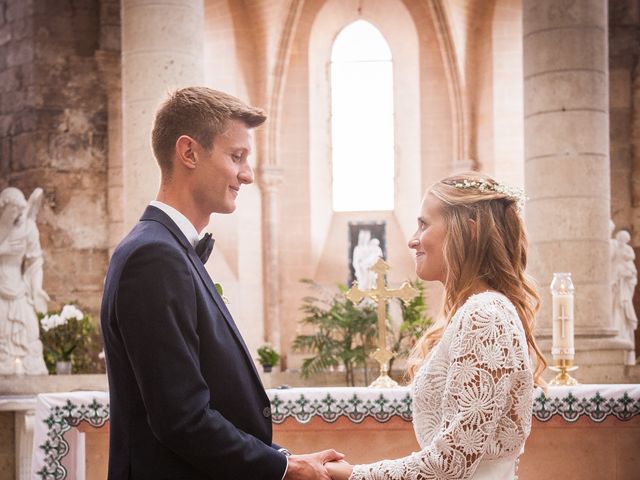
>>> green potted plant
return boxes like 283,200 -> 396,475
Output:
293,279 -> 431,386
38,304 -> 97,375
292,280 -> 378,386
257,344 -> 280,373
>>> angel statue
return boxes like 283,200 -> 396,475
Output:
0,187 -> 49,375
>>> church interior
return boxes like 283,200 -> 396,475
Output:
1,0 -> 639,479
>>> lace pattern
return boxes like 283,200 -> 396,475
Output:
350,292 -> 533,480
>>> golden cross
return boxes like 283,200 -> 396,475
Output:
346,257 -> 419,388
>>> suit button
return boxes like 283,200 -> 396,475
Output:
262,407 -> 272,418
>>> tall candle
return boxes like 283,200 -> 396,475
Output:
550,273 -> 575,360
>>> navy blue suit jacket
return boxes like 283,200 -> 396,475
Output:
100,206 -> 287,479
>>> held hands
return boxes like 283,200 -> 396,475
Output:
325,460 -> 354,480
284,449 -> 345,480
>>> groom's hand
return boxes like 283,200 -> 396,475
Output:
284,449 -> 345,480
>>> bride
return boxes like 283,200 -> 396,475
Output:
328,172 -> 546,480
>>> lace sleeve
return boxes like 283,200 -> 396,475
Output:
350,299 -> 527,480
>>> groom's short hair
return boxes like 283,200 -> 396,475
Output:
151,86 -> 266,173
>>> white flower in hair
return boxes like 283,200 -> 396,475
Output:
451,179 -> 526,211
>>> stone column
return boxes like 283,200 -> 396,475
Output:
258,166 -> 284,362
121,0 -> 204,230
96,50 -> 123,255
524,0 -> 627,379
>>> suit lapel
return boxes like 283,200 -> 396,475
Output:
185,249 -> 262,380
140,206 -> 193,251
140,206 -> 263,384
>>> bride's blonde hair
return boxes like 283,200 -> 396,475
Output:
407,172 -> 547,388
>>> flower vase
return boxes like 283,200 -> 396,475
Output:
262,364 -> 273,373
56,360 -> 72,375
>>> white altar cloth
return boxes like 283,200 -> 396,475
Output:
31,391 -> 109,480
269,384 -> 640,423
29,385 -> 640,479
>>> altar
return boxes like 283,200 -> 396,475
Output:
22,384 -> 640,480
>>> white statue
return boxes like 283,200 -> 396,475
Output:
0,187 -> 49,375
611,227 -> 638,365
352,230 -> 383,291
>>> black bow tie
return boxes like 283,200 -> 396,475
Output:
195,233 -> 214,264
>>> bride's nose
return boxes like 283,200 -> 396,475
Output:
408,237 -> 420,249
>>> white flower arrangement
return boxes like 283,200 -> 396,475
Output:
38,303 -> 101,374
452,179 -> 526,211
40,304 -> 84,332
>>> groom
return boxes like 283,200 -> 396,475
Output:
100,87 -> 342,479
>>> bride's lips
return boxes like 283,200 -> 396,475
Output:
229,186 -> 239,196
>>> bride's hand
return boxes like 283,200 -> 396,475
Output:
325,460 -> 353,480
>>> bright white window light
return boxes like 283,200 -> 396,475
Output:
331,20 -> 395,212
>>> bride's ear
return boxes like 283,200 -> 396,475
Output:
468,218 -> 478,240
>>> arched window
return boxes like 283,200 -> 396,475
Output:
330,20 -> 394,212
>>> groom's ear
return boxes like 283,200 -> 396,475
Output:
175,135 -> 198,170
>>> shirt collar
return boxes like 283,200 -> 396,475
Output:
149,200 -> 201,248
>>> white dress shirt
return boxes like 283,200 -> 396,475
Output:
150,200 -> 201,247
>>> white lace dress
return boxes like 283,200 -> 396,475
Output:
351,292 -> 533,480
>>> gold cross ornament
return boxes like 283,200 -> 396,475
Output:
346,257 -> 419,388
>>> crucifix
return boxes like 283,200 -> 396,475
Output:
346,257 -> 419,388
558,304 -> 569,338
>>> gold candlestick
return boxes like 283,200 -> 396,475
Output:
548,358 -> 579,386
346,258 -> 419,388
549,273 -> 579,385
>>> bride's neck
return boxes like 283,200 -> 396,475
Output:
466,281 -> 496,297
446,281 -> 497,310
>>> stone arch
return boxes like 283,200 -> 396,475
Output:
274,0 -> 459,361
306,0 -> 421,269
424,0 -> 471,168
203,0 -> 260,104
478,0 -> 525,186
265,0 -> 306,168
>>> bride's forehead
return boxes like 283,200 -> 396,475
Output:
421,194 -> 444,218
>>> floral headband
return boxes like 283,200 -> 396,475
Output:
446,179 -> 526,212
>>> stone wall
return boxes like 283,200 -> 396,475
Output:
0,0 -> 117,315
0,0 -> 35,192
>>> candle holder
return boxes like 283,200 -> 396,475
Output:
549,273 -> 579,385
549,358 -> 579,386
